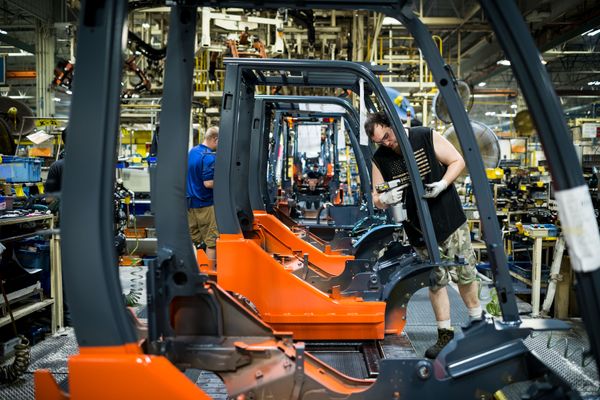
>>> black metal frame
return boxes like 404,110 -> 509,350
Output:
215,58 -> 441,266
62,0 -> 599,397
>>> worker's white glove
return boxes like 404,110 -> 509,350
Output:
379,187 -> 403,205
423,179 -> 449,198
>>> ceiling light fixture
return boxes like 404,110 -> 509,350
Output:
478,82 -> 487,87
587,81 -> 600,86
497,59 -> 511,66
586,28 -> 600,37
142,22 -> 151,29
382,17 -> 402,25
0,29 -> 7,35
6,50 -> 34,57
510,104 -> 518,109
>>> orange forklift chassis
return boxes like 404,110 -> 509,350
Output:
217,225 -> 386,340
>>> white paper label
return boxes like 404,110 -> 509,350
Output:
26,130 -> 53,144
555,185 -> 600,273
359,78 -> 368,146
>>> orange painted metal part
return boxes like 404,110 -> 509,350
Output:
253,211 -> 352,276
6,70 -> 37,79
35,344 -> 211,400
385,307 -> 407,335
196,248 -> 217,278
217,233 -> 385,340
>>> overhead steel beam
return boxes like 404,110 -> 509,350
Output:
0,33 -> 34,54
6,0 -> 53,22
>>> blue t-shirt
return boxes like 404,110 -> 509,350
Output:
186,144 -> 216,208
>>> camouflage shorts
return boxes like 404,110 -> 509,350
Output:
415,222 -> 478,291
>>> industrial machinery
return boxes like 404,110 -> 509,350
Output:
35,1 -> 598,399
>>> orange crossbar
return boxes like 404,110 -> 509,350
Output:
217,234 -> 385,340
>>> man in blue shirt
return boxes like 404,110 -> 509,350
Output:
187,126 -> 219,260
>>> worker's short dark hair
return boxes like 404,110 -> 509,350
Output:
61,127 -> 67,144
364,112 -> 391,137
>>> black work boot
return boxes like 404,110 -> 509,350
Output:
425,328 -> 454,359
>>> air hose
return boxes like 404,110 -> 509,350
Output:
0,279 -> 30,384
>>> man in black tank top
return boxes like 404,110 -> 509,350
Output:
365,112 -> 481,359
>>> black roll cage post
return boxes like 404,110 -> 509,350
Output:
63,0 -> 599,374
254,95 -> 374,217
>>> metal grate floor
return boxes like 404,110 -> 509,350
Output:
0,328 -> 76,400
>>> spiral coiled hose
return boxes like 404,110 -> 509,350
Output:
124,264 -> 144,307
0,280 -> 30,384
0,335 -> 30,384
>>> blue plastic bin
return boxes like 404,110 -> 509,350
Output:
15,238 -> 50,294
508,262 -> 550,281
0,155 -> 42,182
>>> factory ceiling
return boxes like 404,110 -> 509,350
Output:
0,0 -> 598,126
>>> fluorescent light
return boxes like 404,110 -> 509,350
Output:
541,59 -> 548,65
497,59 -> 511,66
382,17 -> 402,25
587,81 -> 600,86
477,82 -> 487,87
587,28 -> 600,36
0,29 -> 6,35
53,97 -> 61,102
142,22 -> 151,29
510,104 -> 518,109
5,49 -> 33,57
